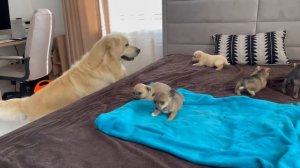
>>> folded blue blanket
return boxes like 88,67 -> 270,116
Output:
95,88 -> 300,168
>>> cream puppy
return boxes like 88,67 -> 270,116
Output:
133,82 -> 171,100
192,50 -> 230,70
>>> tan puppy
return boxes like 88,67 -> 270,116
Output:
235,66 -> 271,96
192,50 -> 229,70
133,82 -> 171,100
0,33 -> 140,122
152,89 -> 184,121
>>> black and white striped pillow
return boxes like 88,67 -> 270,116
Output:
212,30 -> 289,65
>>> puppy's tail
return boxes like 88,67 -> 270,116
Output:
224,58 -> 230,65
286,75 -> 294,85
235,80 -> 245,95
239,86 -> 245,90
0,99 -> 28,121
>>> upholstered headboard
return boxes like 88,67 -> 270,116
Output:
163,0 -> 300,60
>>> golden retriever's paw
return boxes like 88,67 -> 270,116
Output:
0,111 -> 28,121
18,113 -> 28,121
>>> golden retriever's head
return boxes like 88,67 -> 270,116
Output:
104,33 -> 140,61
192,50 -> 204,62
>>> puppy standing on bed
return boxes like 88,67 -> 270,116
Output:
192,50 -> 230,70
235,66 -> 271,96
152,89 -> 184,121
282,63 -> 300,98
133,82 -> 171,100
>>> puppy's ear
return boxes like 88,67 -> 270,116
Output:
265,68 -> 271,73
169,89 -> 177,97
196,52 -> 202,57
193,51 -> 202,57
146,86 -> 152,92
255,66 -> 261,71
193,51 -> 198,55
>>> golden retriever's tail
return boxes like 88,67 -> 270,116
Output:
0,98 -> 28,121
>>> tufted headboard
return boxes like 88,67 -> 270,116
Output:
163,0 -> 300,60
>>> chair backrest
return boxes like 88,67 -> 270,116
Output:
25,9 -> 54,81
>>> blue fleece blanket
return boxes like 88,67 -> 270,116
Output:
95,88 -> 300,168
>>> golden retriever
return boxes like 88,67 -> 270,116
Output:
0,33 -> 140,122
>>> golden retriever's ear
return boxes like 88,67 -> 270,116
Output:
105,37 -> 123,57
106,38 -> 118,49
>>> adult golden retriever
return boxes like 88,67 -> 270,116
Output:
0,33 -> 140,122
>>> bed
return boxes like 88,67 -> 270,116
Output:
0,0 -> 300,167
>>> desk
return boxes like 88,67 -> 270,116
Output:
0,39 -> 26,48
0,39 -> 26,56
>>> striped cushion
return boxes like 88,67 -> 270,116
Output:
212,31 -> 289,65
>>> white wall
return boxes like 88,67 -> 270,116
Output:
8,0 -> 65,35
0,0 -> 65,94
8,0 -> 33,21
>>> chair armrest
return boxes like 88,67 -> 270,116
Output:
0,56 -> 26,60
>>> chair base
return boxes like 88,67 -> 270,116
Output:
2,92 -> 22,100
1,75 -> 49,100
2,84 -> 34,100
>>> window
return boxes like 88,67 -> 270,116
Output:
104,0 -> 163,74
109,0 -> 162,33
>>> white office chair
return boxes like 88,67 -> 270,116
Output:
0,9 -> 54,100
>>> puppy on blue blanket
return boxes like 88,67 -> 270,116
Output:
152,89 -> 184,121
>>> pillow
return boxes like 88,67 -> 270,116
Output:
212,30 -> 289,65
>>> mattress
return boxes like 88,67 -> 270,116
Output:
0,55 -> 297,168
